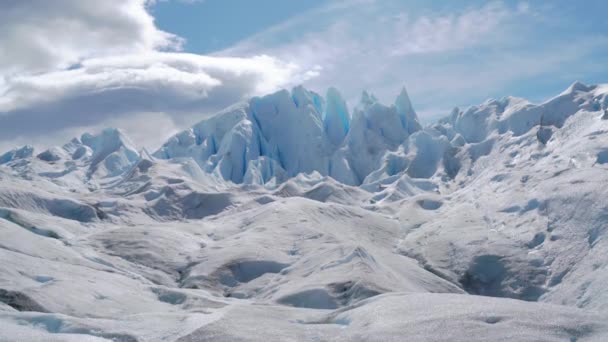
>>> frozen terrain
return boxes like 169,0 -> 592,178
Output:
1,82 -> 608,341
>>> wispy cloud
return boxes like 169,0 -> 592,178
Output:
222,2 -> 518,63
221,0 -> 608,117
388,2 -> 511,56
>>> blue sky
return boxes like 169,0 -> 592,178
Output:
154,0 -> 608,118
0,0 -> 607,149
152,0 -> 329,54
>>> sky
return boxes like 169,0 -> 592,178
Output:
1,0 -> 607,151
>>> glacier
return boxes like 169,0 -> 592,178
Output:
154,85 -> 424,186
1,82 -> 608,341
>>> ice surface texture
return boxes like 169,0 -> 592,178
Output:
1,82 -> 608,341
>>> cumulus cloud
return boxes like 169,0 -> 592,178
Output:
0,1 -> 317,150
1,53 -> 308,113
0,52 -> 316,147
0,0 -> 181,75
2,0 -> 606,151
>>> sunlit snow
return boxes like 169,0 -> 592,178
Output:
1,82 -> 608,341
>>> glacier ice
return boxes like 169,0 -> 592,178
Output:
323,87 -> 350,146
395,87 -> 422,135
0,145 -> 33,164
1,81 -> 608,341
5,81 -> 601,189
154,85 -> 425,187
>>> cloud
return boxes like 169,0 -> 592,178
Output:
0,1 -> 317,150
0,52 -> 316,148
0,111 -> 180,153
0,0 -> 181,76
1,0 -> 606,152
388,2 -> 511,56
222,2 -> 513,62
219,1 -> 525,105
1,53 -> 307,113
221,0 -> 608,117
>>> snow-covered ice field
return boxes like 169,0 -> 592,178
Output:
1,82 -> 608,341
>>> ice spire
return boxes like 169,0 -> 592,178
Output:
395,86 -> 422,135
323,87 -> 350,146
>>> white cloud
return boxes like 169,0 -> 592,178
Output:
221,1 -> 607,118
219,1 -> 524,106
0,1 -> 317,150
223,2 -> 513,62
1,53 -> 307,113
0,0 -> 181,76
388,2 -> 511,56
1,0 -> 606,151
0,52 -> 316,149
